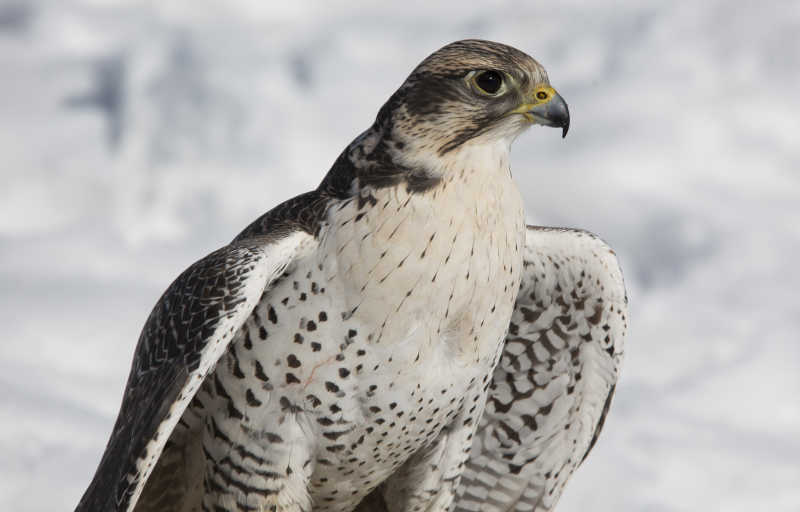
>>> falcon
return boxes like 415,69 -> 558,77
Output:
76,40 -> 627,512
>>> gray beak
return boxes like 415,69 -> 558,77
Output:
527,91 -> 570,138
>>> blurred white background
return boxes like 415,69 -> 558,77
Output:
1,1 -> 799,510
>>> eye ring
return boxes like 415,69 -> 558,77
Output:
473,70 -> 504,95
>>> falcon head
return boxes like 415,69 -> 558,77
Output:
377,39 -> 569,157
323,40 -> 569,195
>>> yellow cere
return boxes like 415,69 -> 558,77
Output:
509,85 -> 558,121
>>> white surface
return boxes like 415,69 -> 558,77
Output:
1,1 -> 798,510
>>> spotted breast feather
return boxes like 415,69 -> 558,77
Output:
357,226 -> 628,512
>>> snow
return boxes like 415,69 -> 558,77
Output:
1,0 -> 798,510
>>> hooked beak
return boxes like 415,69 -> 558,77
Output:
513,86 -> 570,138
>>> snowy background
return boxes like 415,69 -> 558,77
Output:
2,0 -> 799,510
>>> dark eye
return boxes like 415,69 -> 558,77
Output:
474,70 -> 503,94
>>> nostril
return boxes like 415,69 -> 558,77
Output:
536,91 -> 548,100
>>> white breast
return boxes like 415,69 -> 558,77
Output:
203,138 -> 528,511
323,139 -> 526,366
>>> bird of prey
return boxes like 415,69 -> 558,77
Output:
76,39 -> 627,512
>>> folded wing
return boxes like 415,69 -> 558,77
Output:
75,230 -> 314,512
454,226 -> 628,512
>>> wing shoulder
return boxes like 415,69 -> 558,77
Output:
76,229 -> 316,512
520,226 -> 626,312
456,226 -> 628,512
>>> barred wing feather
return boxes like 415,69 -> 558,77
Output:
75,230 -> 314,512
454,226 -> 628,512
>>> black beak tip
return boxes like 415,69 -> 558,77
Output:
562,123 -> 569,139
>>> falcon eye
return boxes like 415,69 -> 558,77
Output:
474,70 -> 504,95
